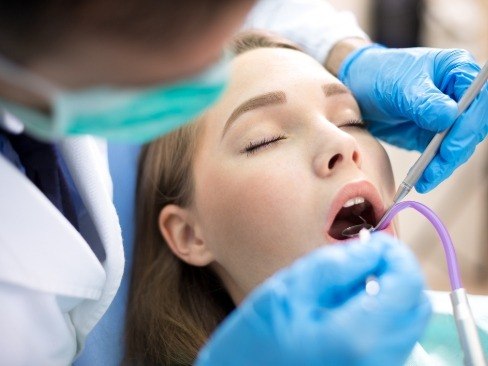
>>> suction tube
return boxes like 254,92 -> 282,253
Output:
375,201 -> 486,365
375,201 -> 461,290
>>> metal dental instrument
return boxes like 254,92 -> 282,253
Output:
374,63 -> 488,232
342,215 -> 373,238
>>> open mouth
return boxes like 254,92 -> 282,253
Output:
328,197 -> 377,240
325,181 -> 385,241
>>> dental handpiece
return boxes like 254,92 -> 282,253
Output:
451,288 -> 487,366
375,63 -> 488,231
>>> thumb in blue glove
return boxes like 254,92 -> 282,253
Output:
339,45 -> 487,193
196,232 -> 431,366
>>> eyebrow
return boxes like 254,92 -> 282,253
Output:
322,83 -> 351,97
222,83 -> 352,137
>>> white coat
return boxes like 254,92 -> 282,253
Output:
0,129 -> 124,365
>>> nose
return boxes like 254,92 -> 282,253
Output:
313,129 -> 362,178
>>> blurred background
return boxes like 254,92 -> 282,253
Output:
329,0 -> 488,294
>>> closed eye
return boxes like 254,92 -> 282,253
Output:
337,119 -> 367,129
242,135 -> 287,156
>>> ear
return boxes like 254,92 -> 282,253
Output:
159,204 -> 214,267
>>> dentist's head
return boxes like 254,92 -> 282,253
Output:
0,0 -> 256,141
0,0 -> 254,88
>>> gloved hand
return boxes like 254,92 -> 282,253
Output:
338,44 -> 487,193
196,233 -> 431,366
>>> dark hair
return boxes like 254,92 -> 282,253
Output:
125,122 -> 235,366
125,31 -> 301,366
0,0 -> 248,63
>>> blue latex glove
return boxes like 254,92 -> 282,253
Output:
196,233 -> 431,366
339,44 -> 487,193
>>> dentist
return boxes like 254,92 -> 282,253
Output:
0,0 -> 485,365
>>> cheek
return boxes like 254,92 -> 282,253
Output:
194,157 -> 320,290
357,133 -> 395,197
197,159 -> 306,248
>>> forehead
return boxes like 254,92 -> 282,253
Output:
226,47 -> 338,100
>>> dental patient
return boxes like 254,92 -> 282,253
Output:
125,32 -> 488,365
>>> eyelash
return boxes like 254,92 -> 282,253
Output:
240,119 -> 365,156
339,119 -> 367,129
242,134 -> 287,156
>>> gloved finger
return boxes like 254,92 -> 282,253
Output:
380,291 -> 432,340
283,235 -> 395,306
439,85 -> 488,163
400,74 -> 458,132
370,122 -> 435,152
414,84 -> 487,192
416,146 -> 472,193
321,286 -> 431,364
410,129 -> 437,153
363,294 -> 432,365
416,155 -> 456,193
434,49 -> 480,101
372,236 -> 426,312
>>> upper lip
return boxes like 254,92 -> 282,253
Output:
324,180 -> 386,240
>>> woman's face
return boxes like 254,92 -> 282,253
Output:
190,47 -> 396,303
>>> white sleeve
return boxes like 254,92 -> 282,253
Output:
0,283 -> 78,366
242,0 -> 369,65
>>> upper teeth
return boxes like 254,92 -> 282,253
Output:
343,196 -> 365,208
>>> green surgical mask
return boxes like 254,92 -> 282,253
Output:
0,52 -> 230,143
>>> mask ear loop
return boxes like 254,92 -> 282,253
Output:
0,53 -> 59,102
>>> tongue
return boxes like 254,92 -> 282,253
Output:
328,203 -> 369,240
329,218 -> 360,239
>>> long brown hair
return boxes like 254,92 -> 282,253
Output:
125,31 -> 301,365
